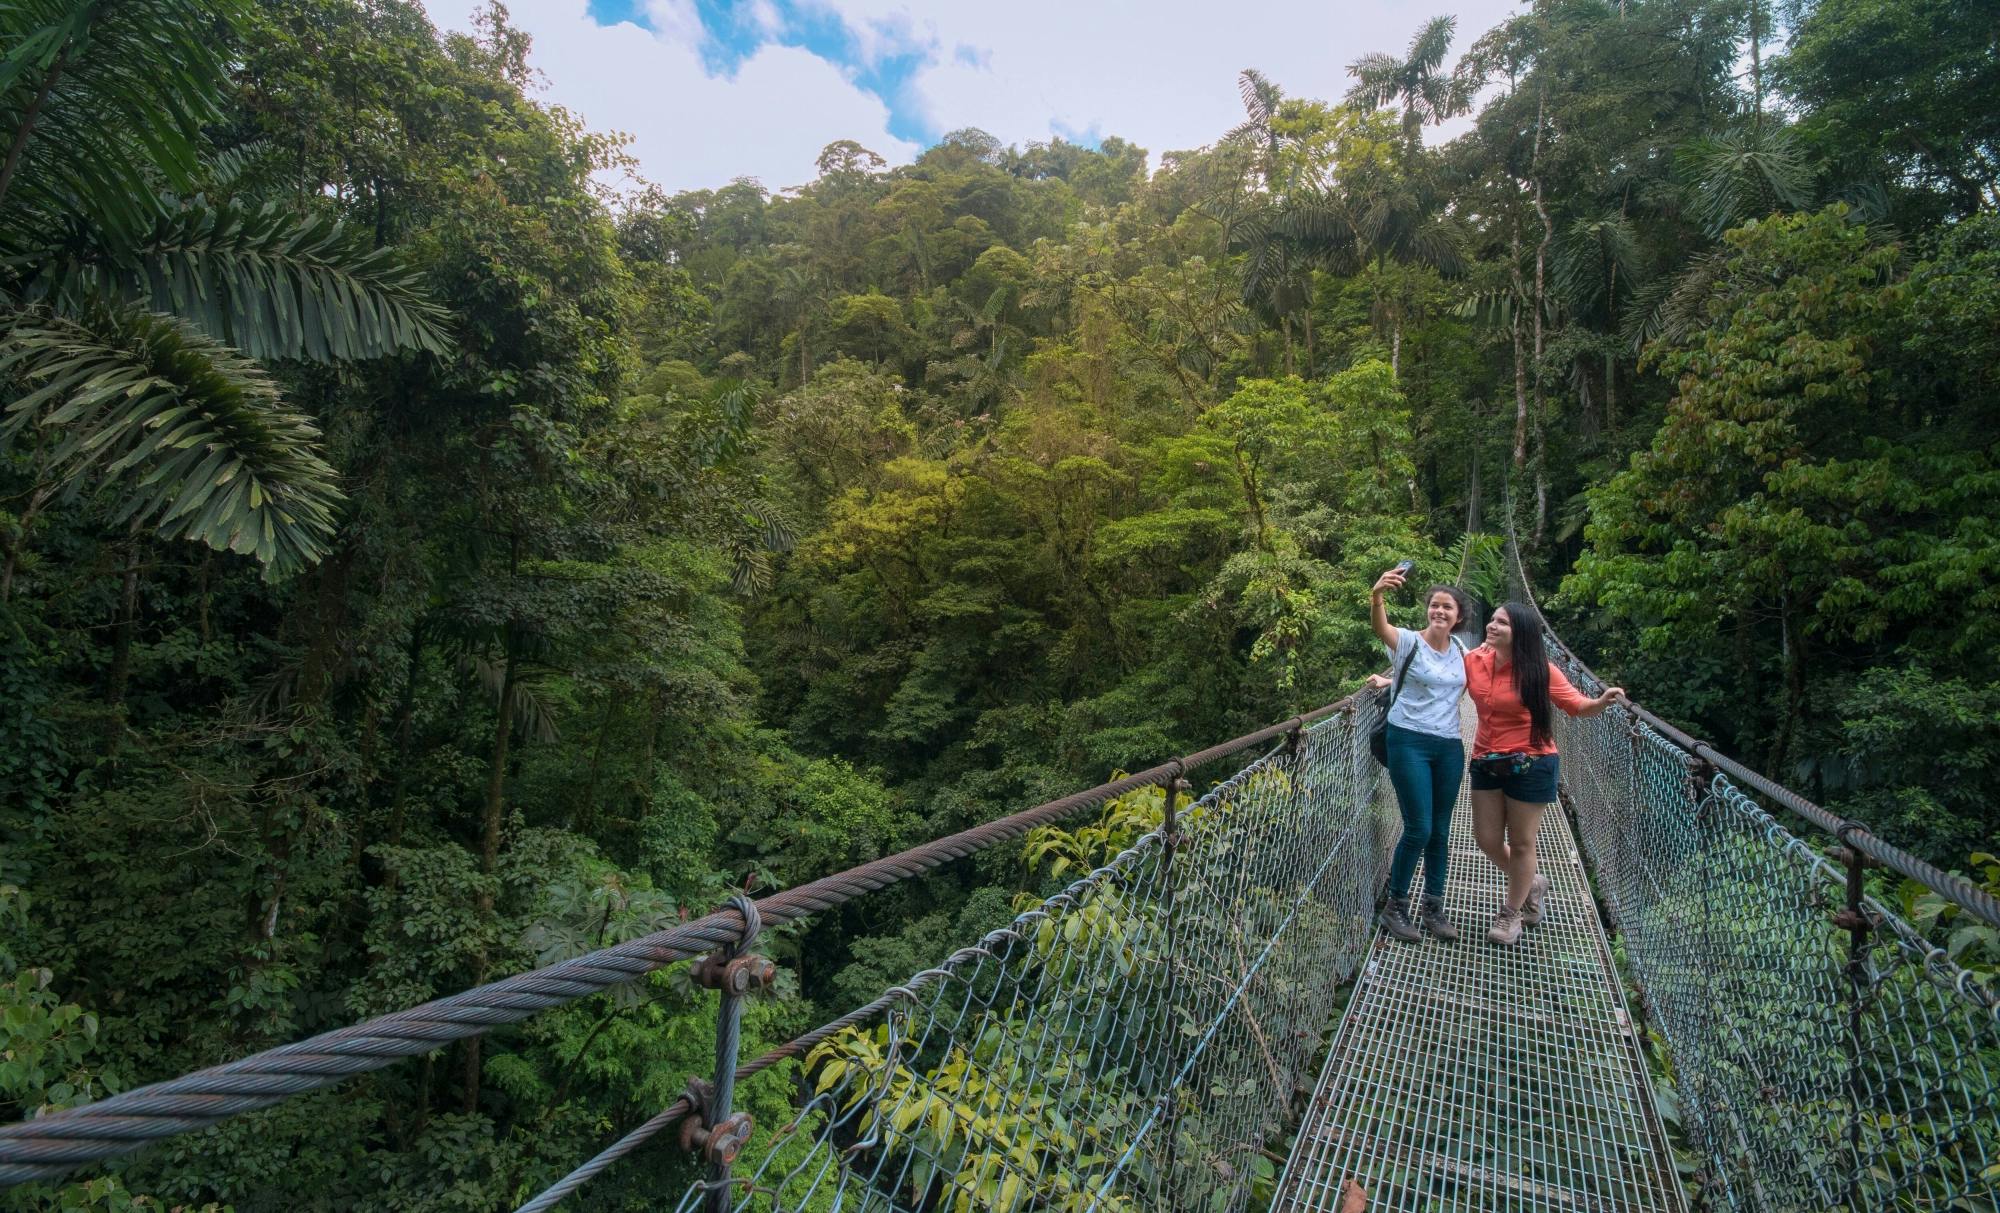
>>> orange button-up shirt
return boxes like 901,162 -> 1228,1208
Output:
1463,645 -> 1593,756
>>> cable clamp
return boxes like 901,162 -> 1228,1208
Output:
680,1108 -> 755,1166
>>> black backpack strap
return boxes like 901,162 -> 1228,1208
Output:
1389,635 -> 1421,703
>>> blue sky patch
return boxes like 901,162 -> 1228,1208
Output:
586,0 -> 942,147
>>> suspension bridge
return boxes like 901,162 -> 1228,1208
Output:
3,539 -> 1996,1212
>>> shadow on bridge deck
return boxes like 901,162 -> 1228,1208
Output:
1275,702 -> 1686,1213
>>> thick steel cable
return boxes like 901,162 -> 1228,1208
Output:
514,953 -> 978,1212
0,695 -> 1358,1187
517,713 -> 1361,1211
1501,527 -> 2000,931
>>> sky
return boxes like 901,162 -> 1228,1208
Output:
418,0 -> 1522,196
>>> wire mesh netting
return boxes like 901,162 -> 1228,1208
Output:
1275,701 -> 1685,1213
1514,542 -> 2000,1211
669,706 -> 1397,1213
1557,698 -> 2000,1211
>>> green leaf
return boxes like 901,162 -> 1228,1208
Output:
1,305 -> 342,575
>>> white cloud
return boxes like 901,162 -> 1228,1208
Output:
420,0 -> 922,194
815,0 -> 1516,157
422,0 -> 1519,195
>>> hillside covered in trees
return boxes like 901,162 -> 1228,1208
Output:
2,0 -> 1996,1207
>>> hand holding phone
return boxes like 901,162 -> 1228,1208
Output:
1372,560 -> 1415,598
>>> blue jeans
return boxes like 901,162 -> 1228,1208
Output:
1385,722 -> 1464,899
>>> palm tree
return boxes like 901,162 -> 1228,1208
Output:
0,0 -> 449,585
1223,70 -> 1344,374
1341,17 -> 1472,374
1345,16 -> 1474,153
1227,69 -> 1288,192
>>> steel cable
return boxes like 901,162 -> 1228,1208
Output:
0,698 -> 1354,1187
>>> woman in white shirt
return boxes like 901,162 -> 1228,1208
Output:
1368,565 -> 1476,942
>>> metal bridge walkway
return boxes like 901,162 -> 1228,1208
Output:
1275,703 -> 1685,1213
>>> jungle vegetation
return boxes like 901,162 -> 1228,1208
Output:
2,0 -> 1995,1206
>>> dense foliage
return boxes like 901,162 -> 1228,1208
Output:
2,0 -> 1994,1207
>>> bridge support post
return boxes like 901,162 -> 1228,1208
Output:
1157,760 -> 1186,1207
681,894 -> 773,1213
1831,830 -> 1877,1212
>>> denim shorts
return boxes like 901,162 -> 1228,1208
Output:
1468,752 -> 1560,803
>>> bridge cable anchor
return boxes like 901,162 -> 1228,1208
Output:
681,894 -> 774,1211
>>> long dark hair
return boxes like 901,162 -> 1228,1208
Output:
1500,601 -> 1552,748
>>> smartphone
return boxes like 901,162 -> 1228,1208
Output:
1392,559 -> 1415,579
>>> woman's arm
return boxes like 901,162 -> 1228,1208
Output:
1368,567 -> 1406,650
1551,664 -> 1627,717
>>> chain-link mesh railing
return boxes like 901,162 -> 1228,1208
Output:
1506,533 -> 2000,1211
647,705 -> 1394,1213
17,524 -> 1999,1212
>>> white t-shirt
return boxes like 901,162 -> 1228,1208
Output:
1384,628 -> 1467,740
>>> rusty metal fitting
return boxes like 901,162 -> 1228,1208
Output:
1832,828 -> 1880,869
679,1110 -> 755,1165
693,951 -> 777,994
1831,908 -> 1871,932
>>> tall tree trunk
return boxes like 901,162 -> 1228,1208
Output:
381,626 -> 426,883
1530,85 -> 1553,550
106,529 -> 142,712
634,687 -> 665,819
465,621 -> 519,1113
1466,401 -> 1483,534
0,484 -> 52,606
1390,316 -> 1403,378
1509,224 -> 1529,472
0,47 -> 67,210
1768,594 -> 1807,775
1748,0 -> 1764,131
1232,446 -> 1271,552
478,638 -> 520,860
576,695 -> 617,831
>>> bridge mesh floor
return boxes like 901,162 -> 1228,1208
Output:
1274,704 -> 1685,1213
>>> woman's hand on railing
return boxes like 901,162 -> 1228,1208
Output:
1366,673 -> 1392,690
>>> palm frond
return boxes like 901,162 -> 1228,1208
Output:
202,140 -> 288,199
1621,249 -> 1729,351
459,654 -> 562,744
1237,69 -> 1281,126
1553,213 -> 1643,311
23,200 -> 452,362
0,0 -> 251,239
1680,126 -> 1816,239
1344,54 -> 1402,111
0,305 -> 343,574
690,378 -> 761,469
1406,16 -> 1458,80
1441,531 -> 1505,606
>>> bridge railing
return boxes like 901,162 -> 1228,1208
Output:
1508,537 -> 2000,1211
0,694 -> 1388,1212
619,701 -> 1392,1213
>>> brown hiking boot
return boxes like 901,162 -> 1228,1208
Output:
1420,895 -> 1458,942
1521,873 -> 1551,926
1381,897 -> 1423,943
1487,905 -> 1525,946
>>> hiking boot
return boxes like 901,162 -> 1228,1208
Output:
1487,906 -> 1525,946
1521,873 -> 1551,927
1420,895 -> 1458,942
1381,897 -> 1423,943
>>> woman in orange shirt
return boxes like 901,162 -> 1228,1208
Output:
1463,601 -> 1625,945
